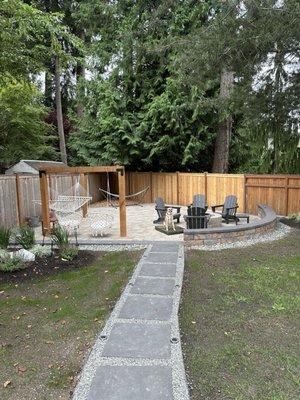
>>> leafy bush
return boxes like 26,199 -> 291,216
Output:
0,249 -> 10,260
51,226 -> 69,250
0,227 -> 11,249
0,255 -> 25,272
31,244 -> 52,258
60,247 -> 78,261
288,213 -> 300,221
16,226 -> 35,250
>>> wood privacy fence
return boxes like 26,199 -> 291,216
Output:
0,172 -> 299,228
126,172 -> 300,215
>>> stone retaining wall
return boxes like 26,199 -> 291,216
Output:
184,204 -> 278,246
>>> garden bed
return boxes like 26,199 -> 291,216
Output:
0,250 -> 98,285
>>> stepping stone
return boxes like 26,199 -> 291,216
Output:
87,365 -> 173,400
146,252 -> 178,264
131,277 -> 175,296
151,243 -> 179,253
119,296 -> 173,321
140,263 -> 177,278
102,323 -> 170,359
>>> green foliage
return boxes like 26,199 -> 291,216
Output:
51,226 -> 69,250
31,244 -> 52,258
0,255 -> 25,272
0,74 -> 57,166
16,226 -> 35,250
60,247 -> 78,261
0,227 -> 11,249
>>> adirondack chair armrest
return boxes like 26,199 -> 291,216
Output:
225,205 -> 239,213
211,204 -> 224,212
165,204 -> 181,212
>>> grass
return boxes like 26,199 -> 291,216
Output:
180,231 -> 300,400
0,250 -> 140,400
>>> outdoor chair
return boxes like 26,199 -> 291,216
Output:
153,197 -> 181,224
184,206 -> 210,229
212,195 -> 240,224
191,194 -> 208,212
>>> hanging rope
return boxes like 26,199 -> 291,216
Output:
99,186 -> 150,207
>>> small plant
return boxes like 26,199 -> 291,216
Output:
51,226 -> 69,250
288,212 -> 300,221
0,227 -> 11,249
0,255 -> 25,272
60,247 -> 78,261
0,249 -> 10,260
16,226 -> 35,250
31,244 -> 52,258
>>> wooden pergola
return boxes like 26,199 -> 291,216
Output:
39,165 -> 127,237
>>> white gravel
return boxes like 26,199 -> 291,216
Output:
187,222 -> 292,251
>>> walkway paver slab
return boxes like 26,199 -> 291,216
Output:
102,323 -> 171,359
131,277 -> 175,296
140,263 -> 177,277
146,252 -> 178,264
87,365 -> 173,400
151,243 -> 179,253
119,295 -> 173,321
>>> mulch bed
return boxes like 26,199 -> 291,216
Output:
0,250 -> 101,285
280,217 -> 300,229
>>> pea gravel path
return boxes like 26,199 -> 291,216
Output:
72,242 -> 189,400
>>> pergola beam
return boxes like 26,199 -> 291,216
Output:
43,165 -> 123,174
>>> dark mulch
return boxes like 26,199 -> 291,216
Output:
280,217 -> 300,229
0,250 -> 100,285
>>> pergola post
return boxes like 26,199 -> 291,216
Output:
39,171 -> 50,235
118,167 -> 127,237
79,173 -> 89,217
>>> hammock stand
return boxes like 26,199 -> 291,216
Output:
99,186 -> 150,208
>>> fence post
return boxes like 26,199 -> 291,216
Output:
243,174 -> 247,212
150,172 -> 153,202
39,171 -> 50,235
176,171 -> 180,204
15,174 -> 25,226
285,176 -> 289,216
204,172 -> 208,200
118,167 -> 127,237
79,173 -> 88,217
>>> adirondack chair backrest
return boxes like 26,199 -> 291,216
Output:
155,197 -> 166,220
187,206 -> 207,229
222,195 -> 237,217
192,194 -> 206,209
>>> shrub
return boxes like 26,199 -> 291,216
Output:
288,212 -> 300,221
51,226 -> 69,250
16,226 -> 35,250
60,247 -> 78,261
31,244 -> 52,258
0,249 -> 10,260
0,227 -> 11,249
0,255 -> 25,272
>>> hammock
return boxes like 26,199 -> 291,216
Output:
49,195 -> 92,213
99,186 -> 149,208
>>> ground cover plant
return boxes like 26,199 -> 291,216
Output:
180,230 -> 300,400
0,250 -> 141,399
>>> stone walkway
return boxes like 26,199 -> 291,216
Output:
72,242 -> 189,400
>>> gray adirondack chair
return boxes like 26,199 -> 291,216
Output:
185,206 -> 210,229
212,195 -> 239,224
191,194 -> 207,211
154,197 -> 181,224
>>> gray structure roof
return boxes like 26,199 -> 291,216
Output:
5,160 -> 66,175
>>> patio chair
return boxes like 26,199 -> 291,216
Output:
191,194 -> 208,212
153,197 -> 181,224
212,195 -> 240,224
184,206 -> 210,229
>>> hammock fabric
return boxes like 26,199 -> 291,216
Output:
49,195 -> 92,213
99,186 -> 149,207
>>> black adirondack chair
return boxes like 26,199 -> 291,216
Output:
191,194 -> 208,212
212,195 -> 239,224
185,206 -> 210,229
153,197 -> 181,224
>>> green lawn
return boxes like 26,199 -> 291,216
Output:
180,231 -> 300,400
0,251 -> 140,400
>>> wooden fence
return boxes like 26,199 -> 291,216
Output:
0,172 -> 299,229
126,172 -> 300,215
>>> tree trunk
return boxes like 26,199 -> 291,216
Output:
212,69 -> 234,173
54,55 -> 67,164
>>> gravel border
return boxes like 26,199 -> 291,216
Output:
72,244 -> 189,400
186,222 -> 292,251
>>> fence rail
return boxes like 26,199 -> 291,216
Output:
0,172 -> 299,229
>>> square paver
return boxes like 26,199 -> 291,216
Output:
119,296 -> 173,321
140,263 -> 177,278
87,365 -> 173,400
151,243 -> 179,253
131,277 -> 175,296
146,252 -> 178,264
102,323 -> 170,359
